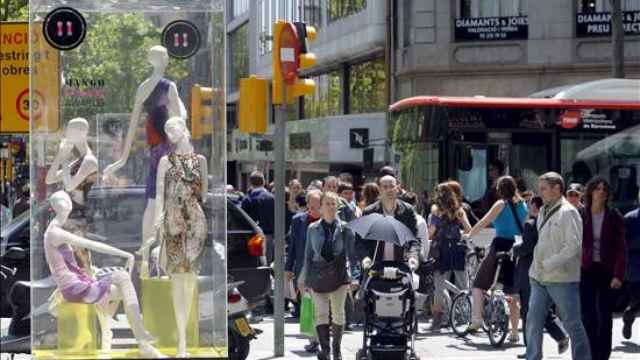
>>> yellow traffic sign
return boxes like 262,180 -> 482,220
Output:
1,22 -> 60,133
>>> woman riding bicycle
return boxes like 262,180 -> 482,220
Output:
464,175 -> 528,343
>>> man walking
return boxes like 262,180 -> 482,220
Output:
285,190 -> 322,352
241,171 -> 275,264
359,175 -> 420,270
623,190 -> 640,340
526,172 -> 591,360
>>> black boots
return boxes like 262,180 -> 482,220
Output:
316,324 -> 331,360
331,324 -> 344,360
315,324 -> 344,360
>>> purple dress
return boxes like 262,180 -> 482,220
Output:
143,78 -> 174,200
45,230 -> 112,308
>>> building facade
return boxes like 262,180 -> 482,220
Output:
394,0 -> 640,100
226,0 -> 640,190
226,0 -> 388,190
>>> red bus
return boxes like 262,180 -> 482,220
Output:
388,79 -> 640,215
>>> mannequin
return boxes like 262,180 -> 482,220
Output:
103,45 -> 187,277
153,116 -> 207,358
45,191 -> 165,358
45,118 -> 97,274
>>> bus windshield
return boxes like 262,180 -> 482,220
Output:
390,101 -> 640,217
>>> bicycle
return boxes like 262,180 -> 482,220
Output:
465,245 -> 485,284
450,248 -> 512,347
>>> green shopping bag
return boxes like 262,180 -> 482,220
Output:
299,292 -> 316,337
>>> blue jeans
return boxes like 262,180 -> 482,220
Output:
526,279 -> 591,360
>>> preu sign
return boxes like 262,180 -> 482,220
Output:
455,16 -> 528,41
576,11 -> 640,37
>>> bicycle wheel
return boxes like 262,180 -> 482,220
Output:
487,295 -> 509,347
450,292 -> 472,337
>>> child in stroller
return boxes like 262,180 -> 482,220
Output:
355,260 -> 420,360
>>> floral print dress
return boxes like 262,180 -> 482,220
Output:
159,152 -> 207,275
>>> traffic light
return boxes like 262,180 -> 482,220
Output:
191,84 -> 214,140
239,75 -> 268,134
272,21 -> 316,105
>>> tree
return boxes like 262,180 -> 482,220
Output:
1,0 -> 28,21
60,13 -> 189,120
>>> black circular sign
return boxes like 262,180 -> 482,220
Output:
161,20 -> 201,59
43,7 -> 87,51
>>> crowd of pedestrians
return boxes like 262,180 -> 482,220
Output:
230,165 -> 639,360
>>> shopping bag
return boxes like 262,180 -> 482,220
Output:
285,278 -> 297,302
299,293 -> 316,337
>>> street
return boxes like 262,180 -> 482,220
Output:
249,314 -> 640,360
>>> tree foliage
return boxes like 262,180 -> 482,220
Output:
60,13 -> 189,120
1,0 -> 28,21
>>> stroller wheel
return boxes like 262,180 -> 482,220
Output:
356,348 -> 370,360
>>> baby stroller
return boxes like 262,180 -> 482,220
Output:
355,261 -> 420,360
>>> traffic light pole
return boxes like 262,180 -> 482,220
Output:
273,83 -> 287,357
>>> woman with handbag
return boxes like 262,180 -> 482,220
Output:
464,175 -> 528,343
427,182 -> 472,331
303,191 -> 359,360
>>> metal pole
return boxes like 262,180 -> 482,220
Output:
273,84 -> 287,357
610,0 -> 625,78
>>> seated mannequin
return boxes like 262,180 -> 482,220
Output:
44,191 -> 165,358
45,117 -> 98,273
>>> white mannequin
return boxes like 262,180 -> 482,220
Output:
102,46 -> 187,276
45,117 -> 97,275
153,116 -> 207,358
45,191 -> 165,358
45,118 -> 98,194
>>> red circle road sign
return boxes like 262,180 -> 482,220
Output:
16,89 -> 44,121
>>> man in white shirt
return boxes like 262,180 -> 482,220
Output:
358,176 -> 419,270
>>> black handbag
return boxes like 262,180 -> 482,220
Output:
308,255 -> 348,293
307,230 -> 349,293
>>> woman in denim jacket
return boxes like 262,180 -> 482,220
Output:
303,191 -> 359,360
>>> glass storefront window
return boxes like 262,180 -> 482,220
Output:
349,58 -> 386,114
460,0 -> 527,17
329,0 -> 367,22
229,22 -> 249,93
29,2 -> 227,358
231,0 -> 250,19
303,70 -> 342,118
304,0 -> 323,28
578,0 -> 640,12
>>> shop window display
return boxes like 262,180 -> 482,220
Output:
29,1 -> 226,359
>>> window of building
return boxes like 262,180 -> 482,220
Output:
258,0 -> 304,56
229,23 -> 249,93
329,0 -> 367,22
578,0 -> 640,12
231,0 -> 250,19
460,0 -> 527,18
303,70 -> 342,118
304,0 -> 323,28
349,58 -> 386,114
